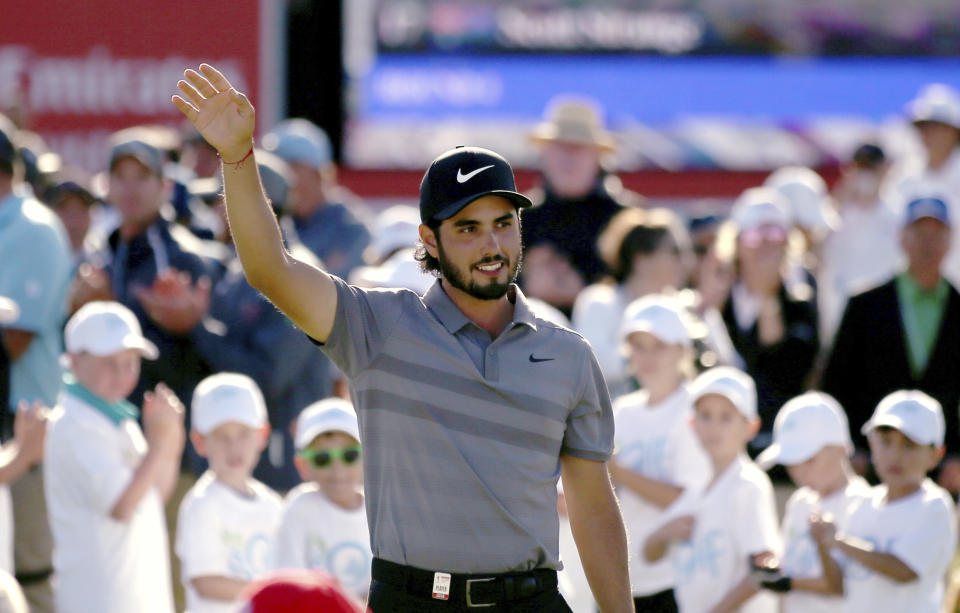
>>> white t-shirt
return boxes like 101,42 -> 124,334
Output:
780,478 -> 872,613
614,385 -> 711,596
176,471 -> 283,613
837,479 -> 956,613
0,485 -> 11,574
272,483 -> 372,598
659,454 -> 782,613
571,283 -> 630,397
43,393 -> 174,613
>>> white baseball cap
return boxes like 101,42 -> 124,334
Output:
366,205 -> 422,264
756,392 -> 852,469
862,390 -> 945,447
295,398 -> 360,450
730,187 -> 792,231
349,250 -> 433,295
619,294 -> 693,348
191,373 -> 268,435
907,83 -> 960,130
0,296 -> 19,325
690,366 -> 757,419
764,166 -> 839,234
65,301 -> 158,359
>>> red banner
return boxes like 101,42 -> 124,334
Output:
0,1 -> 279,172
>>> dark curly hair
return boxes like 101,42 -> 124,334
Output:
413,218 -> 442,276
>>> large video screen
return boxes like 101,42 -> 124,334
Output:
343,0 -> 960,171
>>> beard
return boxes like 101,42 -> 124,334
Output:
436,239 -> 522,301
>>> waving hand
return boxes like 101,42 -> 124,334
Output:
172,64 -> 254,161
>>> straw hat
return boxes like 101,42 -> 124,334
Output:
530,97 -> 616,151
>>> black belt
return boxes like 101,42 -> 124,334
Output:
371,557 -> 557,608
15,567 -> 53,586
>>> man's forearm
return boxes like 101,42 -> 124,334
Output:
566,480 -> 633,612
220,146 -> 289,291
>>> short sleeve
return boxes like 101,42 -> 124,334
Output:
888,498 -> 955,578
176,495 -> 228,579
318,277 -> 406,377
0,217 -> 70,334
735,477 -> 782,557
561,343 -> 614,461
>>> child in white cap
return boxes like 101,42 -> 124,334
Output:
272,398 -> 370,600
44,301 -> 184,613
175,373 -> 283,613
644,366 -> 781,613
754,392 -> 870,612
810,390 -> 956,613
607,294 -> 711,612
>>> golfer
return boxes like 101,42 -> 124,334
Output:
173,64 -> 632,613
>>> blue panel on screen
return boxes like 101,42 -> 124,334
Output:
357,55 -> 960,123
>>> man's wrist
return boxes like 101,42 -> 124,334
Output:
218,141 -> 255,165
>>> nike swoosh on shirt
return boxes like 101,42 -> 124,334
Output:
456,165 -> 495,183
529,354 -> 555,363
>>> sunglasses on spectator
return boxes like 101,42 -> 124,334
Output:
298,445 -> 362,469
740,225 -> 787,248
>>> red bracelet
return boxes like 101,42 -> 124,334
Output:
220,147 -> 254,170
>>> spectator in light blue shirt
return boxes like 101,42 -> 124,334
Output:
0,111 -> 72,613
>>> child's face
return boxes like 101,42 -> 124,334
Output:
867,427 -> 942,491
194,421 -> 268,484
785,446 -> 847,493
624,331 -> 685,389
295,431 -> 363,508
70,349 -> 141,402
693,394 -> 757,464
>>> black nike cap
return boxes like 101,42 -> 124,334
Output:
419,146 -> 533,224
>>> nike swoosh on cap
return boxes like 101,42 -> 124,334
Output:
456,165 -> 495,183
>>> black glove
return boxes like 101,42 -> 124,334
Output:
748,556 -> 792,593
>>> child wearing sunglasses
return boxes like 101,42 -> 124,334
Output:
175,373 -> 283,613
272,398 -> 371,600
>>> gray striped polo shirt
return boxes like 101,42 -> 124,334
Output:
318,276 -> 614,573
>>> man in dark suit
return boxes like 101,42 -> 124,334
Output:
822,194 -> 960,492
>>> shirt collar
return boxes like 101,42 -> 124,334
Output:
63,373 -> 139,427
896,271 -> 949,302
424,279 -> 539,335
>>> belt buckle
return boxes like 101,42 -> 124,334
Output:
465,577 -> 497,608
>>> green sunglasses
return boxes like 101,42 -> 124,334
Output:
298,445 -> 362,469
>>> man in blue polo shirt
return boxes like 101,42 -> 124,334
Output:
0,113 -> 72,613
174,64 -> 632,612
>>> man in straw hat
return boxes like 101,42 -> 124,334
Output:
521,96 -> 643,315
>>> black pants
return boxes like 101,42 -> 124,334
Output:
367,579 -> 573,613
633,588 -> 679,613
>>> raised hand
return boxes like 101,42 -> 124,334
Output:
663,515 -> 695,541
808,511 -> 837,547
133,269 -> 211,335
172,64 -> 255,162
14,400 -> 48,467
142,383 -> 186,457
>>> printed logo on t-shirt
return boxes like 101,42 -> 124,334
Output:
618,437 -> 669,482
224,530 -> 272,579
307,537 -> 371,593
673,529 -> 724,583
